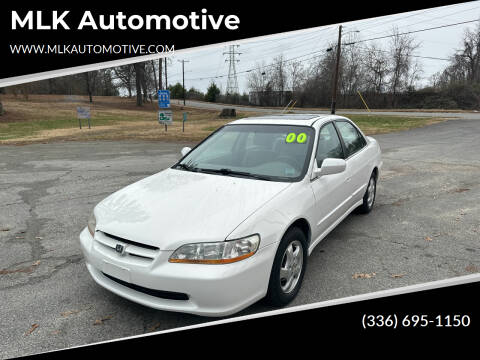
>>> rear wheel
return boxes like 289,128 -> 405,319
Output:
358,172 -> 377,214
266,227 -> 307,307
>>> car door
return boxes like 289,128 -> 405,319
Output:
310,122 -> 351,240
334,120 -> 370,205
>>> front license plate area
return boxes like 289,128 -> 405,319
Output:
102,261 -> 131,283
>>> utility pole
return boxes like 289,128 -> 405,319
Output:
223,45 -> 241,95
178,59 -> 190,106
331,25 -> 342,115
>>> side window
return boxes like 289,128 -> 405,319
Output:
335,121 -> 366,157
316,122 -> 344,167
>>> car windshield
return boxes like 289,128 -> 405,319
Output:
174,124 -> 315,182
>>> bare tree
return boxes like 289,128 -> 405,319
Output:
287,60 -> 305,94
133,62 -> 153,104
151,60 -> 158,92
438,22 -> 480,86
299,44 -> 337,107
247,62 -> 269,93
159,58 -> 163,90
84,71 -> 98,103
140,62 -> 150,102
363,43 -> 390,94
458,23 -> 480,83
134,63 -> 144,106
407,60 -> 423,90
270,55 -> 288,105
97,69 -> 117,96
387,27 -> 421,106
340,34 -> 364,106
114,65 -> 135,97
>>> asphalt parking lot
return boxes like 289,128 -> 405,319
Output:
1,118 -> 479,358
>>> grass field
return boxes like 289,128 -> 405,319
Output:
0,94 -> 448,145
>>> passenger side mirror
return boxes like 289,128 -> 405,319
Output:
312,158 -> 346,179
181,147 -> 192,157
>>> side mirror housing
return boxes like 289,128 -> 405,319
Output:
312,158 -> 346,179
180,147 -> 192,157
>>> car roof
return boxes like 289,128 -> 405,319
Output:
229,113 -> 337,126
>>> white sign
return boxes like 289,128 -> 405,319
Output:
158,110 -> 173,125
77,106 -> 91,119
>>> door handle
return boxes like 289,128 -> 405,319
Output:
346,177 -> 352,182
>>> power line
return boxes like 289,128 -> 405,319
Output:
169,4 -> 474,74
358,4 -> 480,38
172,17 -> 480,86
237,25 -> 335,46
185,49 -> 327,81
172,46 -> 451,84
354,6 -> 442,33
354,45 -> 450,61
167,27 -> 338,78
345,19 -> 479,46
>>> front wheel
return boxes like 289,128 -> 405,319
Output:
358,172 -> 377,214
266,227 -> 307,307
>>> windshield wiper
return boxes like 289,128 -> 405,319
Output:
174,163 -> 199,172
198,168 -> 273,181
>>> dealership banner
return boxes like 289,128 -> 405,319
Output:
31,276 -> 479,357
0,1 -> 465,82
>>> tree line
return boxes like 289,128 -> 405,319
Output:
246,23 -> 480,110
2,22 -> 480,114
247,27 -> 422,108
0,59 -> 168,106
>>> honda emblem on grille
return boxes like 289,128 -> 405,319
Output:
115,244 -> 126,256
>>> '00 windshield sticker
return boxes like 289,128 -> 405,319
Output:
286,132 -> 307,144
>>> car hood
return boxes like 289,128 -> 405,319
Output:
95,168 -> 291,250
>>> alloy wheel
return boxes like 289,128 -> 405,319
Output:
367,177 -> 376,208
279,240 -> 304,294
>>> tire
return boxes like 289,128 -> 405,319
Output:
357,172 -> 377,214
266,227 -> 307,307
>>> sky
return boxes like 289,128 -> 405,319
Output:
162,1 -> 480,94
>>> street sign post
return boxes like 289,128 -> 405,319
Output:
76,106 -> 91,129
158,90 -> 171,131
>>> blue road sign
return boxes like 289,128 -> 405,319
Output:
158,90 -> 170,108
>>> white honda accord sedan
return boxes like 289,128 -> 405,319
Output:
79,114 -> 382,316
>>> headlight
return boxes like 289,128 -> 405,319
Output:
169,234 -> 260,264
87,211 -> 96,237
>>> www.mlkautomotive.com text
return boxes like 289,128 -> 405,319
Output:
9,44 -> 175,55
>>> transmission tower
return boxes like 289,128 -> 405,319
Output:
224,45 -> 241,95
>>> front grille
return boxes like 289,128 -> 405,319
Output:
102,272 -> 189,301
94,231 -> 159,262
102,232 -> 159,251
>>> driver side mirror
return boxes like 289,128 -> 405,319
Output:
180,147 -> 192,157
312,158 -> 346,179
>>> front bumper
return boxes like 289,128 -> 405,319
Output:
79,227 -> 276,317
